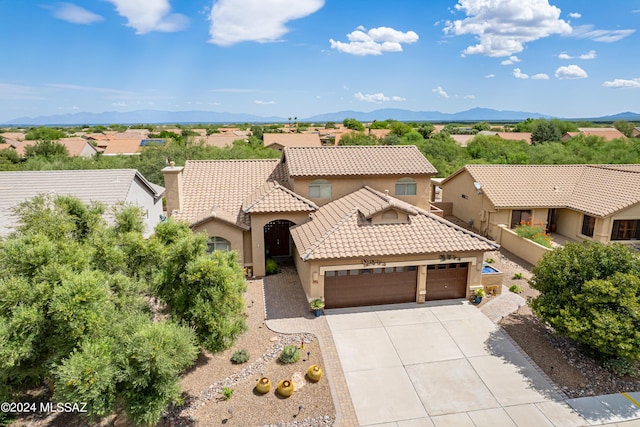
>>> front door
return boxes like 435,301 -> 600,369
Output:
264,220 -> 293,257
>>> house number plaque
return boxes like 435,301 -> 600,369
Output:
362,258 -> 386,267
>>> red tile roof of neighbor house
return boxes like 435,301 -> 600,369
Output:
202,134 -> 245,148
576,128 -> 626,140
174,159 -> 287,228
263,133 -> 322,148
102,139 -> 143,155
282,145 -> 438,177
290,186 -> 497,260
13,138 -> 97,157
443,164 -> 640,217
496,132 -> 532,143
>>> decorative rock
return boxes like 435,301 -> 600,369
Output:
291,371 -> 305,390
270,336 -> 280,342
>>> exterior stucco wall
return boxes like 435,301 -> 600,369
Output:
299,251 -> 486,303
250,211 -> 312,277
291,175 -> 432,209
496,225 -> 552,265
192,220 -> 245,264
441,171 -> 492,235
124,179 -> 164,237
556,209 -> 584,241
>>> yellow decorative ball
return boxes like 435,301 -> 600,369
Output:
255,377 -> 271,394
307,365 -> 323,382
277,379 -> 294,397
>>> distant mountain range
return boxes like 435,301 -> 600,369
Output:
5,108 -> 640,126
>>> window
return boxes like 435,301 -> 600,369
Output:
207,236 -> 231,252
581,215 -> 596,237
338,270 -> 348,276
384,267 -> 395,273
510,209 -> 532,229
611,219 -> 640,241
395,178 -> 417,196
309,179 -> 331,198
407,266 -> 417,271
326,271 -> 336,277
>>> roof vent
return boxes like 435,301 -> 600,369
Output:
553,185 -> 559,191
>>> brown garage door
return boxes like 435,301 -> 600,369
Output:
324,266 -> 417,309
426,263 -> 468,300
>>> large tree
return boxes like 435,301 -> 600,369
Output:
531,119 -> 562,144
0,195 -> 199,425
530,242 -> 640,361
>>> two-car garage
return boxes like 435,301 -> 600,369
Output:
323,262 -> 469,309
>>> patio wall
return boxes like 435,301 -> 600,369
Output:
496,224 -> 552,265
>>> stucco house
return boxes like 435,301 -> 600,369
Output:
440,164 -> 640,249
0,169 -> 165,237
163,146 -> 498,308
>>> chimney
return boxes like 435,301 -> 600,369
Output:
162,162 -> 184,216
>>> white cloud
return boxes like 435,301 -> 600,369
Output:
208,88 -> 259,93
568,12 -> 581,19
47,83 -> 134,96
254,100 -> 275,105
602,78 -> 640,88
209,0 -> 324,46
353,92 -> 406,103
579,50 -> 597,59
557,52 -> 572,59
330,26 -> 419,56
513,68 -> 529,79
44,3 -> 103,24
0,83 -> 45,100
531,73 -> 550,80
464,94 -> 476,99
571,25 -> 635,42
443,0 -> 572,57
112,102 -> 127,107
555,64 -> 588,79
484,74 -> 495,78
432,86 -> 449,98
501,55 -> 521,65
105,0 -> 189,34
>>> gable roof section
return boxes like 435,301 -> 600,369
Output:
444,164 -> 640,217
283,145 -> 438,177
291,186 -> 497,260
577,128 -> 626,140
263,133 -> 322,148
102,139 -> 143,155
0,169 -> 163,236
242,181 -> 318,213
175,159 -> 282,228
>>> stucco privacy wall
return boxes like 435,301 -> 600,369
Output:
496,225 -> 551,265
299,252 -> 485,303
290,176 -> 431,209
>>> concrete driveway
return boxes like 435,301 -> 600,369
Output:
326,300 -> 587,427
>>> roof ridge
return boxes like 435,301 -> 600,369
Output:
273,182 -> 319,210
361,186 -> 418,216
302,207 -> 360,260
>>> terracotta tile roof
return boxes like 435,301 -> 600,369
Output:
13,138 -> 97,157
283,145 -> 438,177
451,134 -> 475,146
291,186 -> 497,260
263,133 -> 322,148
202,135 -> 244,147
577,128 -> 626,141
242,181 -> 318,213
496,132 -> 532,143
445,164 -> 640,217
175,159 -> 282,228
102,139 -> 143,155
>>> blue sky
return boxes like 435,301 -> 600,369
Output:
1,0 -> 639,122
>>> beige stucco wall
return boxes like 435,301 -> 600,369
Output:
162,166 -> 183,215
556,208 -> 584,241
298,251 -> 486,303
496,225 -> 552,265
291,175 -> 432,209
192,220 -> 246,264
250,211 -> 312,277
441,171 -> 494,235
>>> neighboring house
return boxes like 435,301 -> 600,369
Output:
102,139 -> 144,155
202,135 -> 244,148
14,138 -> 99,158
450,134 -> 475,147
440,164 -> 640,249
633,127 -> 640,138
263,133 -> 322,150
563,128 -> 626,142
163,146 -> 497,309
0,169 -> 165,237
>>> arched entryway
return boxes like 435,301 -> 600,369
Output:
264,219 -> 295,257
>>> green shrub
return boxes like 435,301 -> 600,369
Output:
279,345 -> 300,364
222,387 -> 234,400
514,222 -> 553,248
509,284 -> 524,294
512,272 -> 524,280
485,258 -> 495,263
265,258 -> 278,275
230,349 -> 250,364
603,358 -> 640,377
